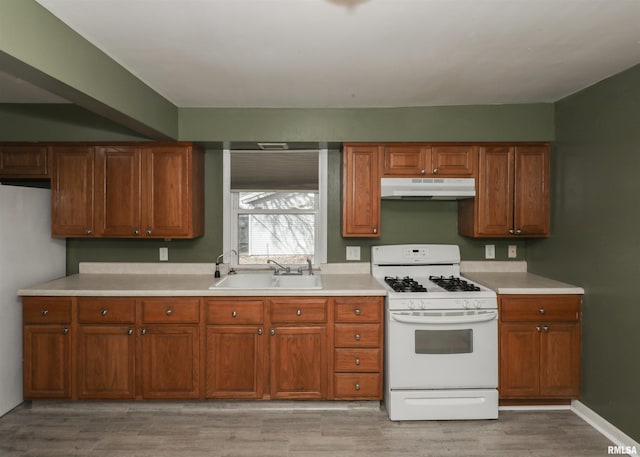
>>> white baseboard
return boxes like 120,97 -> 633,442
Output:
572,400 -> 639,455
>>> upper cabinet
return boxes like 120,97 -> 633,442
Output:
51,142 -> 204,239
342,144 -> 381,237
382,144 -> 477,177
0,144 -> 50,179
458,144 -> 550,238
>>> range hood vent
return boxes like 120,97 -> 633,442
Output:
381,177 -> 476,200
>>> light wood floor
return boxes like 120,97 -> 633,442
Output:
0,401 -> 613,456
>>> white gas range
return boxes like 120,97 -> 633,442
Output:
372,244 -> 499,421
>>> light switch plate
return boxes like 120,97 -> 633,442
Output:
508,245 -> 517,258
159,247 -> 169,261
485,244 -> 495,260
346,246 -> 361,261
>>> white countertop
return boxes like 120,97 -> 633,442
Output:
463,272 -> 584,295
17,273 -> 386,297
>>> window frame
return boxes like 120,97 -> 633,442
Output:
222,147 -> 328,269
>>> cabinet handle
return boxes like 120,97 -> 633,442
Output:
100,309 -> 108,316
543,325 -> 549,332
355,383 -> 361,391
231,311 -> 237,317
40,309 -> 49,316
127,328 -> 133,335
257,328 -> 263,335
355,358 -> 361,366
373,227 -> 378,234
165,309 -> 173,316
134,229 -> 140,236
296,309 -> 302,317
433,168 -> 439,174
270,329 -> 276,336
536,325 -> 541,333
85,229 -> 92,235
146,229 -> 152,235
354,309 -> 361,316
539,308 -> 546,315
355,334 -> 361,341
62,327 -> 69,335
141,329 -> 146,335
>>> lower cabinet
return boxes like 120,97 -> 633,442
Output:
22,295 -> 384,401
499,294 -> 581,402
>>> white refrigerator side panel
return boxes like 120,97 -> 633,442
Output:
0,184 -> 66,417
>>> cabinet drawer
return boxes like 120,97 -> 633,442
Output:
23,297 -> 72,324
501,295 -> 581,322
141,298 -> 200,323
334,297 -> 382,323
334,348 -> 381,372
334,373 -> 381,399
78,298 -> 136,324
335,324 -> 382,348
270,298 -> 327,324
206,300 -> 264,325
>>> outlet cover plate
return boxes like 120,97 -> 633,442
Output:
485,244 -> 495,260
508,245 -> 517,258
159,247 -> 169,261
346,246 -> 361,261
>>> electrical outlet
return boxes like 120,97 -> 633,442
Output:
346,246 -> 361,261
159,247 -> 169,261
508,245 -> 517,258
485,244 -> 495,260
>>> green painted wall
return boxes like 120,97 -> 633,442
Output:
527,63 -> 640,442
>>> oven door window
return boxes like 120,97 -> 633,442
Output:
415,329 -> 473,354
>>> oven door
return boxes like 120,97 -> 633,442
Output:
386,309 -> 498,390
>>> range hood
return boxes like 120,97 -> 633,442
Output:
381,177 -> 476,200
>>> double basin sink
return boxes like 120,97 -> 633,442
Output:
210,273 -> 322,290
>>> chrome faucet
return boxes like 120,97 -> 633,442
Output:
214,249 -> 238,278
306,258 -> 314,275
267,259 -> 290,275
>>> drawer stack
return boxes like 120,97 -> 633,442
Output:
333,297 -> 383,399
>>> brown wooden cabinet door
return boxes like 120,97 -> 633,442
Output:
514,145 -> 550,236
140,326 -> 199,399
77,325 -> 136,399
144,146 -> 191,237
23,325 -> 71,399
431,145 -> 477,177
476,146 -> 514,236
51,146 -> 94,237
499,323 -> 540,398
0,144 -> 49,177
539,323 -> 580,397
269,326 -> 326,399
382,145 -> 428,176
95,147 -> 142,237
342,144 -> 380,237
206,326 -> 265,399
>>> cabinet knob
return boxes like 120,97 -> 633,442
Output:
40,309 -> 49,316
141,329 -> 146,335
127,328 -> 133,335
134,229 -> 140,235
433,168 -> 439,174
100,309 -> 108,316
270,329 -> 276,336
85,229 -> 92,235
543,325 -> 549,332
515,229 -> 523,235
355,383 -> 361,391
296,309 -> 302,316
509,229 -> 514,234
539,308 -> 546,315
354,309 -> 362,316
536,325 -> 541,333
165,309 -> 173,316
146,229 -> 152,235
231,311 -> 237,317
257,328 -> 263,335
420,169 -> 426,175
62,327 -> 69,335
355,358 -> 361,366
355,334 -> 361,341
373,227 -> 378,234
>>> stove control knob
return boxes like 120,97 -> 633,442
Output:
473,300 -> 481,309
420,301 -> 427,309
463,300 -> 471,309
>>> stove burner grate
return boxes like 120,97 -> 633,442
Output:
429,275 -> 481,292
384,276 -> 427,293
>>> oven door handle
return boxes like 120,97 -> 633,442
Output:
390,311 -> 498,325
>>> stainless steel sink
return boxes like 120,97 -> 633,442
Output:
210,274 -> 322,290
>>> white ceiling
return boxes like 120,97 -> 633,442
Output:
6,0 -> 640,108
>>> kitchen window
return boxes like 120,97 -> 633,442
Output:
223,147 -> 327,268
